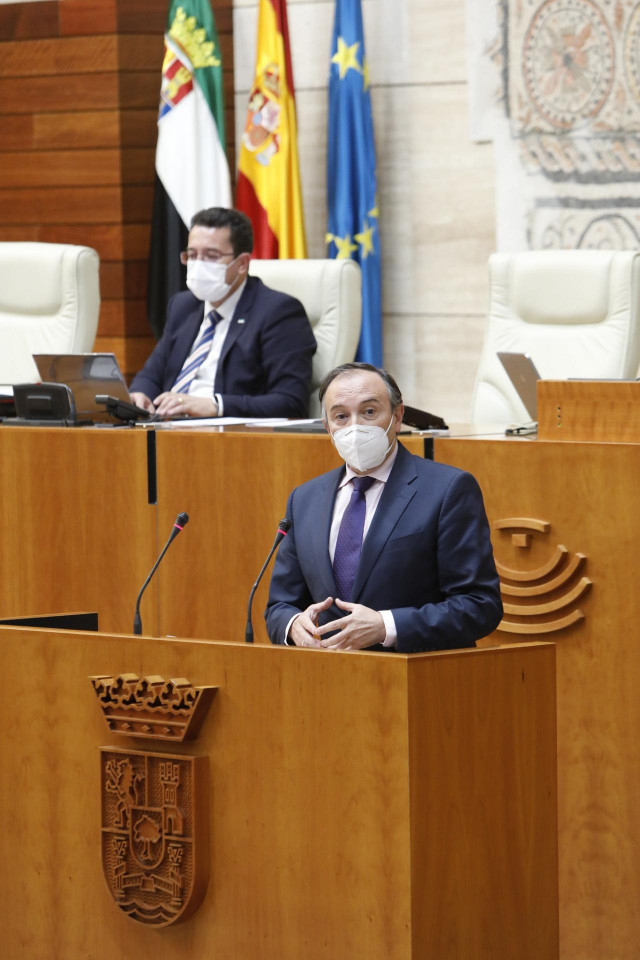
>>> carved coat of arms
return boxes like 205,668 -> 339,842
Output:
91,674 -> 216,927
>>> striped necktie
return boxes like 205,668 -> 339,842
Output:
332,475 -> 376,600
172,309 -> 221,394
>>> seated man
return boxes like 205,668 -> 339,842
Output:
130,207 -> 316,419
265,362 -> 503,652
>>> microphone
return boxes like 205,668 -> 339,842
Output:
133,512 -> 189,636
245,517 -> 291,643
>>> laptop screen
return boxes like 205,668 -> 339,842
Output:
33,353 -> 134,423
497,352 -> 541,421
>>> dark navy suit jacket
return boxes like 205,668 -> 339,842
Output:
265,443 -> 503,652
130,276 -> 316,418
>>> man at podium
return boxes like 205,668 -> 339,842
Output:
266,363 -> 502,652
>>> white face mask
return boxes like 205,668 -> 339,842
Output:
186,259 -> 235,304
331,415 -> 395,472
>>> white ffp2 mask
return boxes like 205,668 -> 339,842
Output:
331,415 -> 395,472
186,259 -> 234,303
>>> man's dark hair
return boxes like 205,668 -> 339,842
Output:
319,362 -> 403,414
190,207 -> 254,257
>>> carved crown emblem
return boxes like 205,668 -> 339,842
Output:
90,673 -> 216,742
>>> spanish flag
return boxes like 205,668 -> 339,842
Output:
236,0 -> 307,258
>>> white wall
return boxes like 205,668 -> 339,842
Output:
233,0 -> 496,420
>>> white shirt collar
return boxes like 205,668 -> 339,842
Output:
204,277 -> 247,324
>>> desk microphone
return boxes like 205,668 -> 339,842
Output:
245,518 -> 290,643
133,512 -> 189,636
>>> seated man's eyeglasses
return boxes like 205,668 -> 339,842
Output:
179,249 -> 235,264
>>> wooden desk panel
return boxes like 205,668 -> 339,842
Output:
154,431 -> 425,642
0,426 -> 157,634
0,626 -> 557,960
538,379 -> 640,442
434,436 -> 640,960
0,426 -> 426,640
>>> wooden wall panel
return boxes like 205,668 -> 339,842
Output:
93,335 -> 155,376
0,0 -> 235,382
59,1 -> 118,35
2,150 -> 125,187
100,260 -> 149,299
0,74 -> 120,111
99,300 -> 149,337
120,108 -> 160,147
0,187 -> 124,223
0,0 -> 59,38
0,35 -> 120,75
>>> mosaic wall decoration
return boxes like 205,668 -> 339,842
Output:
469,0 -> 640,249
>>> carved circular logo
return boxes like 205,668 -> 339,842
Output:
523,0 -> 614,130
492,518 -> 591,634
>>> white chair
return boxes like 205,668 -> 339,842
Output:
249,258 -> 362,416
0,242 -> 100,384
470,250 -> 640,422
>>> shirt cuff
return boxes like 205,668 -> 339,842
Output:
214,394 -> 223,417
380,610 -> 397,648
284,612 -> 301,645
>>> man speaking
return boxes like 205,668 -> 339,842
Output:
265,363 -> 503,652
130,207 -> 316,419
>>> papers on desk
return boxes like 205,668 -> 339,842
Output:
245,418 -> 318,427
0,386 -> 14,397
148,416 -> 290,429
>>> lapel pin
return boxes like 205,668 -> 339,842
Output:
236,318 -> 246,324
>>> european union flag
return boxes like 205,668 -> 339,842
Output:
327,0 -> 382,366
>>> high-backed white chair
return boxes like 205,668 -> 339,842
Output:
0,242 -> 100,384
470,250 -> 640,422
249,258 -> 361,416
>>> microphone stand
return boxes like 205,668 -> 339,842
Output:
245,519 -> 290,642
133,512 -> 189,635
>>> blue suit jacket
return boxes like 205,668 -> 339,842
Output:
265,443 -> 503,652
130,276 -> 316,418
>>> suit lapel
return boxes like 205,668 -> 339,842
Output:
352,444 -> 418,601
216,277 -> 257,381
311,467 -> 344,598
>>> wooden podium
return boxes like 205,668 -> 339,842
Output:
0,627 -> 557,960
435,411 -> 640,960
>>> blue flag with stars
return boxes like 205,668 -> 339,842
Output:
327,0 -> 382,366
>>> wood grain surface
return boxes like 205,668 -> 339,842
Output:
434,435 -> 640,960
538,379 -> 640,442
0,626 -> 557,960
0,426 -> 157,634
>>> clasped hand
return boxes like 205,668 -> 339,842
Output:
130,391 -> 218,419
289,596 -> 385,650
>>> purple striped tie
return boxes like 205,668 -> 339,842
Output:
172,309 -> 221,394
332,476 -> 376,600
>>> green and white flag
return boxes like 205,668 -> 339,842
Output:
148,2 -> 231,336
156,2 -> 231,222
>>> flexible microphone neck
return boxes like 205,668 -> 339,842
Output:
245,518 -> 290,643
133,512 -> 189,636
